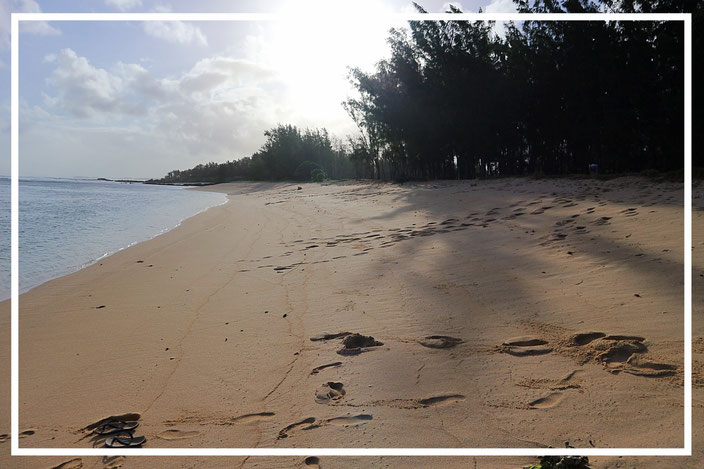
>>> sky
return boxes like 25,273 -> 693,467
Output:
0,0 -> 518,179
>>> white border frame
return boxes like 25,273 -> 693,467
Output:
10,12 -> 692,457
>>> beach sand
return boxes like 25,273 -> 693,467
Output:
0,177 -> 702,468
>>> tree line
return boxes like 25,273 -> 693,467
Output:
345,0 -> 696,180
156,0 -> 699,183
153,125 -> 356,183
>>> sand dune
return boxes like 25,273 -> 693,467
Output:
0,177 -> 702,468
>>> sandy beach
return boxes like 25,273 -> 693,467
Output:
1,177 -> 701,468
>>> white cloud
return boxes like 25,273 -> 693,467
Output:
1,0 -> 61,48
43,49 -> 178,119
19,20 -> 61,37
143,21 -> 208,46
17,0 -> 60,35
152,4 -> 173,13
33,48 -> 295,176
45,48 -> 127,118
483,0 -> 518,13
21,6 -> 404,178
105,0 -> 143,11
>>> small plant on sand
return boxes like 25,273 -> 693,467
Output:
311,168 -> 328,182
524,456 -> 590,469
524,443 -> 591,469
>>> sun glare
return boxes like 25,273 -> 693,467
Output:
263,0 -> 402,122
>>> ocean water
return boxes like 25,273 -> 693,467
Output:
0,177 -> 227,300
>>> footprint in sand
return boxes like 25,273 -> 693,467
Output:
622,208 -> 639,217
304,456 -> 321,468
101,455 -> 126,469
230,412 -> 276,424
418,394 -> 465,406
569,332 -> 606,346
157,429 -> 200,440
278,414 -> 372,439
315,382 -> 346,404
567,332 -> 670,374
593,216 -> 611,226
310,362 -> 343,375
519,370 -> 584,391
500,336 -> 552,356
622,356 -> 677,377
505,336 -> 548,347
529,392 -> 564,409
559,369 -> 584,383
51,459 -> 83,469
0,433 -> 8,443
19,429 -> 35,438
325,414 -> 373,426
370,394 -> 465,409
603,334 -> 645,341
417,335 -> 463,349
595,338 -> 647,364
278,417 -> 317,439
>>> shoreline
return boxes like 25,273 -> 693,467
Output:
1,178 -> 701,468
0,183 -> 228,302
4,174 -> 693,302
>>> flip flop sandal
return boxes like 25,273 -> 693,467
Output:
95,420 -> 139,435
105,434 -> 146,448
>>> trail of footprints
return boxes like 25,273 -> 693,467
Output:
247,190 -> 655,273
279,330 -> 467,440
277,414 -> 374,439
499,330 -> 677,376
496,329 -> 679,409
69,410 -> 279,455
160,411 -> 276,428
0,429 -> 35,444
58,183 -> 679,455
51,455 -> 127,469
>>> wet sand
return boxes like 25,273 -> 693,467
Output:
1,177 -> 702,468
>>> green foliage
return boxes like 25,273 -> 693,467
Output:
344,0 -> 696,180
310,168 -> 328,182
524,442 -> 591,469
293,161 -> 324,181
524,454 -> 590,469
156,1 -> 700,184
155,125 -> 356,183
